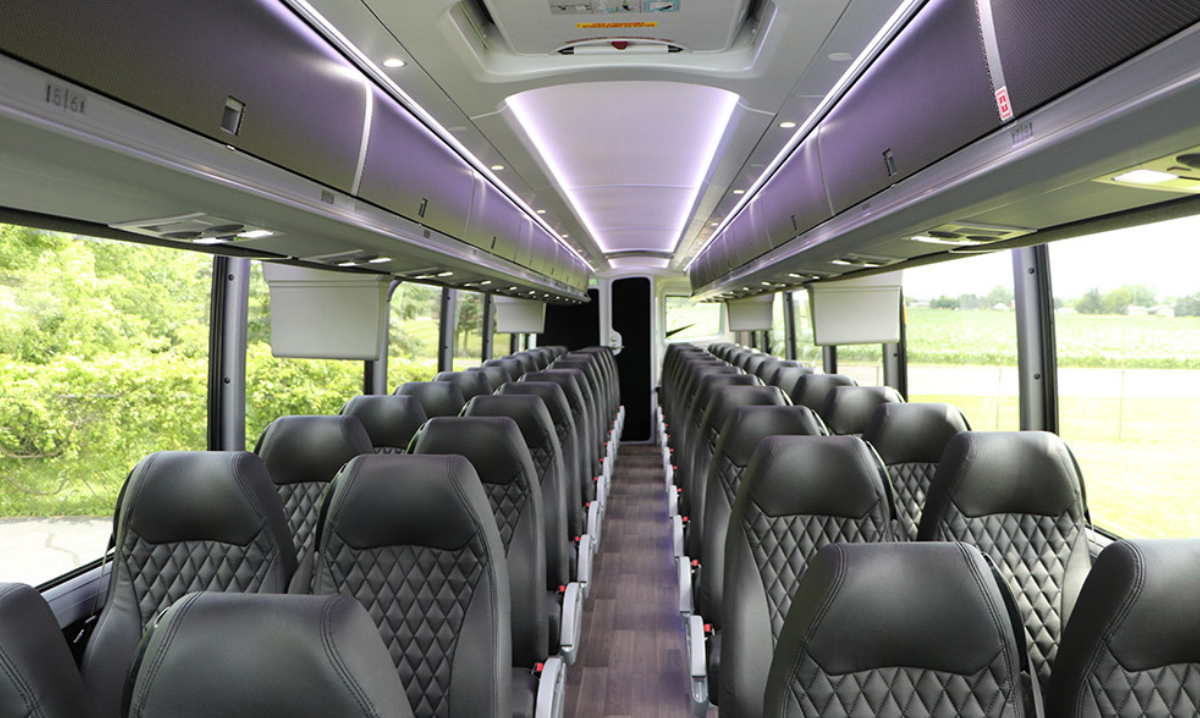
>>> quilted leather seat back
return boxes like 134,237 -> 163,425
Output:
410,417 -> 548,670
1047,539 -> 1200,718
498,381 -> 585,539
512,353 -> 539,375
464,394 -> 571,589
763,542 -> 1030,718
753,358 -> 785,384
478,363 -> 515,393
0,583 -> 92,718
255,415 -> 374,568
863,403 -> 970,540
679,373 -> 761,498
524,370 -> 593,502
394,381 -> 467,419
125,593 -> 415,718
670,356 -> 726,428
768,364 -> 814,395
721,435 -> 896,718
311,454 -> 510,718
549,357 -> 606,473
341,395 -> 429,455
434,371 -> 494,402
784,374 -> 858,413
493,356 -> 525,382
919,431 -> 1091,690
684,384 -> 786,548
742,353 -> 768,376
820,385 -> 905,437
81,451 -> 296,718
577,347 -> 618,414
697,405 -> 826,626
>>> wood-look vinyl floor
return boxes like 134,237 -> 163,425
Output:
564,445 -> 696,718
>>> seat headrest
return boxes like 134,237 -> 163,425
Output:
702,385 -> 789,436
1062,539 -> 1200,672
716,406 -> 826,466
862,402 -> 969,465
786,374 -> 857,411
463,394 -> 556,450
536,367 -> 592,397
695,373 -> 762,410
931,431 -> 1085,517
497,382 -> 571,426
820,385 -> 905,435
494,356 -> 525,379
255,415 -> 373,486
779,542 -> 1021,675
411,416 -> 534,489
124,592 -> 413,718
434,371 -> 494,401
119,451 -> 292,546
512,353 -> 539,373
317,453 -> 488,551
742,354 -> 768,373
394,381 -> 467,418
478,363 -> 515,390
768,365 -> 816,393
340,395 -> 428,452
743,436 -> 889,518
0,583 -> 91,718
522,371 -> 585,410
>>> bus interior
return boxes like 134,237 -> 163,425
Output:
2,1 -> 1200,717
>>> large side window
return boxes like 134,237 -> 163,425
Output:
453,290 -> 485,368
903,251 -> 1019,430
388,282 -> 442,388
244,262 -> 362,447
792,291 -> 821,366
665,295 -> 722,342
837,345 -> 883,386
1049,219 -> 1200,538
0,225 -> 210,585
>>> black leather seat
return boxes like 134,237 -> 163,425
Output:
763,542 -> 1033,718
435,370 -> 494,401
820,385 -> 904,436
767,364 -> 813,394
0,583 -> 92,718
1047,539 -> 1200,718
309,454 -> 511,718
512,353 -> 540,375
862,402 -> 970,540
341,395 -> 429,454
543,360 -> 605,489
919,431 -> 1091,692
124,592 -> 414,718
491,356 -> 526,382
410,417 -> 559,717
676,372 -> 759,497
524,369 -> 593,506
395,381 -> 467,418
782,373 -> 858,413
742,352 -> 768,377
677,378 -> 768,519
80,451 -> 296,718
254,415 -> 374,572
478,363 -> 515,392
719,436 -> 896,718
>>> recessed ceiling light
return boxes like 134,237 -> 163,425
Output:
831,259 -> 854,266
779,121 -> 797,129
481,280 -> 492,286
1112,169 -> 1178,185
561,233 -> 569,238
368,257 -> 392,264
536,209 -> 547,214
383,58 -> 406,68
192,237 -> 228,245
732,189 -> 745,195
828,52 -> 855,62
710,222 -> 720,227
236,229 -> 275,239
490,164 -> 505,171
508,286 -> 518,291
437,271 -> 454,277
338,261 -> 359,267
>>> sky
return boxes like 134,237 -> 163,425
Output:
901,214 -> 1200,302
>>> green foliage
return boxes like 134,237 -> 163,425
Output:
1176,292 -> 1200,317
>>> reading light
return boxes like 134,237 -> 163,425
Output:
437,271 -> 454,277
732,189 -> 745,195
831,259 -> 854,266
537,209 -> 547,214
561,233 -> 570,238
490,164 -> 505,171
192,237 -> 228,245
908,235 -> 971,246
236,229 -> 275,239
368,257 -> 392,263
710,222 -> 719,227
338,261 -> 359,267
481,280 -> 492,285
1112,169 -> 1178,185
779,121 -> 797,129
383,58 -> 406,68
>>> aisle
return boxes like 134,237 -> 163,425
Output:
564,445 -> 694,717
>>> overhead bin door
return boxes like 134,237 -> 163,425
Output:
0,0 -> 368,193
465,177 -> 522,261
358,89 -> 475,239
989,0 -> 1200,117
758,137 -> 832,248
818,0 -> 999,214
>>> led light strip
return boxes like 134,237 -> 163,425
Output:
684,0 -> 929,272
282,0 -> 596,272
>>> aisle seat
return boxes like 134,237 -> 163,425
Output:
0,583 -> 92,718
341,395 -> 428,454
820,385 -> 904,437
395,381 -> 467,418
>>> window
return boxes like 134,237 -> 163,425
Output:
0,225 -> 210,585
838,345 -> 883,386
1049,218 -> 1200,538
665,295 -> 722,342
387,282 -> 442,388
903,251 -> 1019,431
791,291 -> 822,366
244,262 -> 363,448
452,291 -> 486,369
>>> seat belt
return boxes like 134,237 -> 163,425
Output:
985,555 -> 1045,718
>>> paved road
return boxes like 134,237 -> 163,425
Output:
0,517 -> 110,587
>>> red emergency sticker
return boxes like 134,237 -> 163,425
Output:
995,86 -> 1014,121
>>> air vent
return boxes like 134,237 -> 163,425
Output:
907,221 -> 1035,247
112,213 -> 279,245
220,97 -> 245,136
1095,143 -> 1200,194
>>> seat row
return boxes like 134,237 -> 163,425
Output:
0,345 -> 623,718
657,341 -> 1200,718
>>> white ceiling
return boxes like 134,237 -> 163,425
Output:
304,0 -> 908,270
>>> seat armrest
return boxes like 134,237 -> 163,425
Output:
577,534 -> 593,599
534,655 -> 566,718
559,582 -> 583,666
545,591 -> 562,654
587,502 -> 602,546
667,484 -> 679,517
678,557 -> 694,615
687,614 -> 709,717
672,514 -> 685,560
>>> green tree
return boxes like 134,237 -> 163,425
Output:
1176,292 -> 1200,317
1075,288 -> 1105,314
